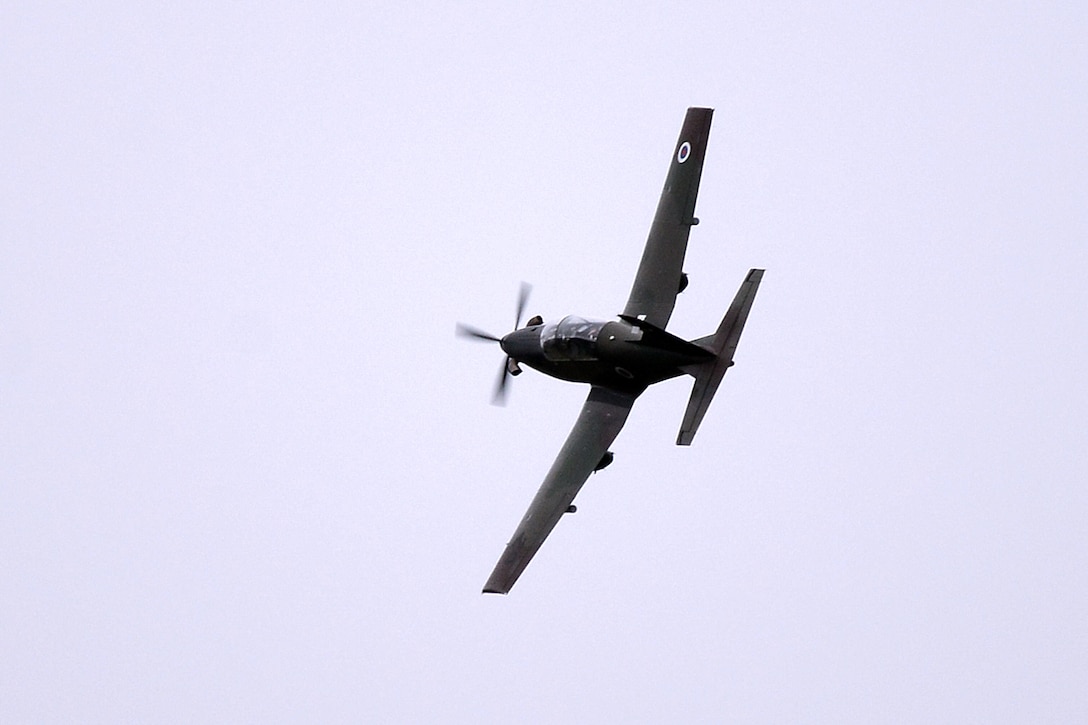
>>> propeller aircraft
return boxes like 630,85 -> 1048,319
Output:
458,107 -> 763,594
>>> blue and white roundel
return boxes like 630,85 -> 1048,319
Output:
677,141 -> 691,163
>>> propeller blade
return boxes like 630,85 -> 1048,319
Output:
458,281 -> 532,406
492,357 -> 510,406
514,282 -> 531,330
455,323 -> 501,343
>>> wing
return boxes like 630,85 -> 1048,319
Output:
483,386 -> 638,594
623,107 -> 714,329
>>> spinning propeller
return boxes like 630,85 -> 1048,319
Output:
456,282 -> 531,405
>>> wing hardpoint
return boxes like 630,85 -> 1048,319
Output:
483,387 -> 638,594
622,107 -> 714,329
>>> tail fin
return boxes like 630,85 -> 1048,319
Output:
677,268 -> 764,445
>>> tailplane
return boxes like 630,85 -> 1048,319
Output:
677,268 -> 764,445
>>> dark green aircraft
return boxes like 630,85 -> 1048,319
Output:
458,107 -> 763,594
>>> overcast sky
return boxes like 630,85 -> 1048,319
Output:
3,2 -> 1086,722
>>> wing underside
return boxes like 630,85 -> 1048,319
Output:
622,107 -> 714,329
483,386 -> 638,594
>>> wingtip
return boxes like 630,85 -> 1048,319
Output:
482,587 -> 508,595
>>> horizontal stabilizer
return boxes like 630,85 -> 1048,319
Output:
677,268 -> 763,446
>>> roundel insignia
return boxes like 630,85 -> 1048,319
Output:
677,141 -> 691,163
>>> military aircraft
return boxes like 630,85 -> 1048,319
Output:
457,107 -> 763,594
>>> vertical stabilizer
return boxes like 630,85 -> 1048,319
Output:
677,268 -> 763,445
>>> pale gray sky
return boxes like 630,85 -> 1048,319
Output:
3,2 -> 1086,722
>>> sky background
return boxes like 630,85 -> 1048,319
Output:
3,2 -> 1086,722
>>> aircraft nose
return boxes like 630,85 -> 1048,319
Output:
500,327 -> 539,360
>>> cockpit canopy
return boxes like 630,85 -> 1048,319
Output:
540,315 -> 606,362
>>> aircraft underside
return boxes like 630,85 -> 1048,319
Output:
457,107 -> 764,594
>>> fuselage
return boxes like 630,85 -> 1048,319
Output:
500,315 -> 705,393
